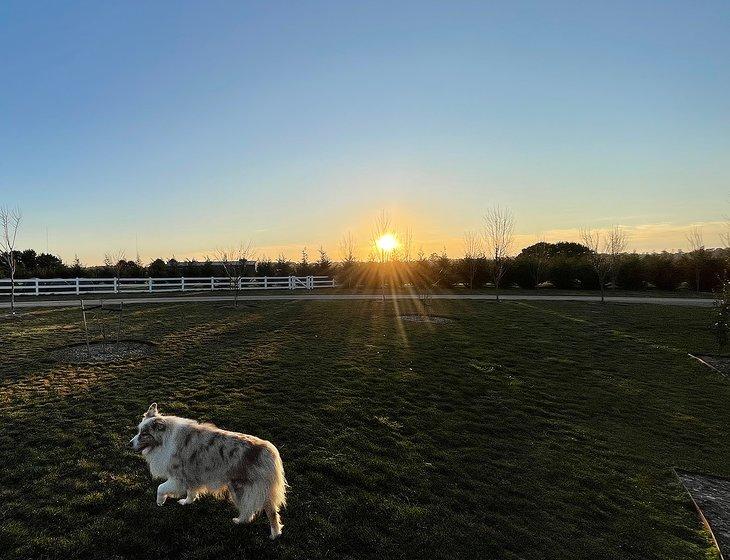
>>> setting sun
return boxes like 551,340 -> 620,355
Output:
375,233 -> 399,253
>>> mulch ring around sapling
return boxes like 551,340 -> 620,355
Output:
675,469 -> 730,558
689,354 -> 730,376
49,340 -> 156,364
399,314 -> 454,324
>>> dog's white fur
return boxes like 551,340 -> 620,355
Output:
130,403 -> 287,539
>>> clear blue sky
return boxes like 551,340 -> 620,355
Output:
1,1 -> 729,263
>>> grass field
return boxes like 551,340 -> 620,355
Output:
1,300 -> 728,559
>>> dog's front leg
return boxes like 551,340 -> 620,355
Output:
178,489 -> 199,505
156,479 -> 181,506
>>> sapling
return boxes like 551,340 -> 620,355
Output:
483,206 -> 514,302
0,206 -> 22,314
215,242 -> 254,308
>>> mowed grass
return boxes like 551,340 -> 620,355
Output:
0,300 -> 727,560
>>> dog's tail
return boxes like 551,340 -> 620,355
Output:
268,445 -> 287,510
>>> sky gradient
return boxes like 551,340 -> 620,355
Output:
2,1 -> 729,264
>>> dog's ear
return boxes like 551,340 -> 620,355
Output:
151,418 -> 166,431
144,402 -> 158,418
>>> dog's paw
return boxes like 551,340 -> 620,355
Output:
156,495 -> 167,506
269,529 -> 282,540
232,517 -> 242,524
178,498 -> 187,505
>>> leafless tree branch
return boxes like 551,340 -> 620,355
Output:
338,232 -> 357,264
686,226 -> 705,293
1,205 -> 22,314
580,227 -> 610,303
215,241 -> 255,308
607,225 -> 629,289
463,230 -> 483,289
686,226 -> 704,252
483,206 -> 514,300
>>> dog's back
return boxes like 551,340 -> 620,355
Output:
173,419 -> 287,537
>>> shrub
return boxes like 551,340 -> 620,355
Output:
644,253 -> 682,291
548,256 -> 581,289
148,259 -> 168,278
616,254 -> 645,290
510,257 -> 537,289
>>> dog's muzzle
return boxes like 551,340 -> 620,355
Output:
130,434 -> 156,454
130,435 -> 146,453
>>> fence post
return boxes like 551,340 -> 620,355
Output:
76,278 -> 80,295
148,278 -> 153,293
181,277 -> 185,291
211,277 -> 215,291
288,276 -> 293,290
113,278 -> 118,293
264,276 -> 268,289
35,278 -> 40,296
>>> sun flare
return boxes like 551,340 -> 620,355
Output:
376,233 -> 399,252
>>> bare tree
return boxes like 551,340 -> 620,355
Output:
483,206 -> 514,301
463,230 -> 482,289
580,228 -> 610,303
370,210 -> 398,300
686,226 -> 705,293
398,228 -> 413,263
215,241 -> 254,308
338,232 -> 357,264
607,226 -> 629,289
371,211 -> 393,263
412,245 -> 432,313
686,225 -> 704,252
0,206 -> 22,314
104,250 -> 126,278
721,218 -> 729,250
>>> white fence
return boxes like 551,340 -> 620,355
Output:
0,276 -> 335,297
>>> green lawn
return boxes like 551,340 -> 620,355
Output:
0,300 -> 727,559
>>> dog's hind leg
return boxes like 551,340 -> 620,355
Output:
156,479 -> 183,506
264,499 -> 283,539
231,481 -> 267,525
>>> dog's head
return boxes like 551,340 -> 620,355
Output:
130,403 -> 167,454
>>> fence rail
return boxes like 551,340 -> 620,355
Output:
0,276 -> 335,297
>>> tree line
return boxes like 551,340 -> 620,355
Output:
2,205 -> 729,296
2,243 -> 729,294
